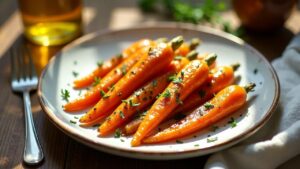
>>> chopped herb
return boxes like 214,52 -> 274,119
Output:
119,111 -> 125,119
97,60 -> 104,67
92,77 -> 101,86
162,89 -> 171,98
253,68 -> 258,74
194,144 -> 200,147
92,124 -> 100,127
70,120 -> 77,124
61,89 -> 70,102
174,56 -> 183,60
180,71 -> 184,78
108,85 -> 115,91
103,94 -> 110,99
207,137 -> 218,143
120,139 -> 125,142
168,74 -> 177,82
74,116 -> 79,119
72,71 -> 79,77
114,128 -> 122,138
73,60 -> 77,65
176,140 -> 183,144
211,125 -> 219,132
172,77 -> 183,84
78,90 -> 82,96
122,99 -> 129,104
228,117 -> 237,128
100,90 -> 106,97
152,79 -> 158,87
136,111 -> 147,119
121,65 -> 127,75
198,90 -> 206,98
129,99 -> 140,107
155,93 -> 161,99
204,103 -> 214,110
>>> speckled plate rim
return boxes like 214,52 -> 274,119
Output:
37,22 -> 280,160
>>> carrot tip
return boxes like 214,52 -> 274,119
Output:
189,38 -> 201,50
186,50 -> 198,61
231,63 -> 240,71
171,36 -> 184,51
205,53 -> 217,66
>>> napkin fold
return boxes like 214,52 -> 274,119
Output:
205,33 -> 300,169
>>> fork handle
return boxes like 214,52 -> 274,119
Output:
23,91 -> 44,164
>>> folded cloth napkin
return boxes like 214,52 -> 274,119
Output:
205,33 -> 300,169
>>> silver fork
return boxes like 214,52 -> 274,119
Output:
11,45 -> 44,165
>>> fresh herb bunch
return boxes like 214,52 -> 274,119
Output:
138,0 -> 243,37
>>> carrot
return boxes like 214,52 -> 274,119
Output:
98,57 -> 191,136
143,83 -> 256,144
175,38 -> 201,57
79,36 -> 184,126
131,54 -> 217,146
63,43 -> 156,112
123,63 -> 239,135
73,39 -> 153,88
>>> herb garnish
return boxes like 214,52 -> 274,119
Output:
70,120 -> 77,124
204,103 -> 214,110
129,99 -> 140,107
176,140 -> 183,144
207,137 -> 218,143
228,117 -> 237,128
119,111 -> 125,119
61,89 -> 70,102
114,128 -> 122,138
162,89 -> 171,98
100,90 -> 106,97
152,79 -> 158,87
194,144 -> 200,147
72,71 -> 79,77
92,77 -> 101,86
121,65 -> 127,75
97,60 -> 104,67
198,90 -> 206,98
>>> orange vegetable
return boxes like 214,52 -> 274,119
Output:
73,39 -> 153,88
131,54 -> 217,146
63,43 -> 155,112
99,57 -> 191,136
123,63 -> 239,135
79,36 -> 184,126
143,83 -> 255,144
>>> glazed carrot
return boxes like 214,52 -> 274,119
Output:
175,38 -> 201,57
131,54 -> 217,146
73,39 -> 153,88
98,57 -> 191,136
79,36 -> 184,126
123,63 -> 239,135
64,42 -> 156,112
143,83 -> 256,144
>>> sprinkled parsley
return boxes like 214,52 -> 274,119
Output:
204,103 -> 214,110
100,90 -> 106,97
228,117 -> 237,128
168,74 -> 177,82
70,120 -> 77,124
194,144 -> 200,147
114,128 -> 122,138
74,116 -> 79,119
119,111 -> 125,119
92,77 -> 101,86
72,71 -> 79,77
129,99 -> 140,107
97,60 -> 104,67
78,90 -> 82,96
162,89 -> 171,98
207,137 -> 218,143
61,89 -> 70,102
121,65 -> 127,75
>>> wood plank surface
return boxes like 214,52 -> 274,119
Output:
0,0 -> 300,169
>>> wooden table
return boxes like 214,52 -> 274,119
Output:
0,1 -> 300,168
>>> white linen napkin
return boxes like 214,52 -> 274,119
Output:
205,33 -> 300,169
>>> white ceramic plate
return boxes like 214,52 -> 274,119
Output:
38,23 -> 279,160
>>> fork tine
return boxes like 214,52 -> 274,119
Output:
16,45 -> 25,81
24,45 -> 37,78
10,48 -> 18,81
21,45 -> 30,80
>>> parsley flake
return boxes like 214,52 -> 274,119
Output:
119,111 -> 125,119
176,140 -> 183,144
129,99 -> 140,107
121,65 -> 127,75
152,79 -> 158,87
72,71 -> 79,77
114,128 -> 122,138
70,120 -> 77,124
100,90 -> 106,97
92,77 -> 101,86
228,117 -> 237,128
162,89 -> 171,98
204,103 -> 214,110
61,89 -> 70,102
198,90 -> 206,98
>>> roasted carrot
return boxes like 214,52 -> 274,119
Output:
79,36 -> 184,126
73,39 -> 153,88
64,42 -> 156,112
175,38 -> 201,57
98,57 -> 191,136
143,83 -> 255,144
131,54 -> 217,146
123,63 -> 239,135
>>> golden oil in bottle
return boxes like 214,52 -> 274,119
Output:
18,0 -> 83,46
